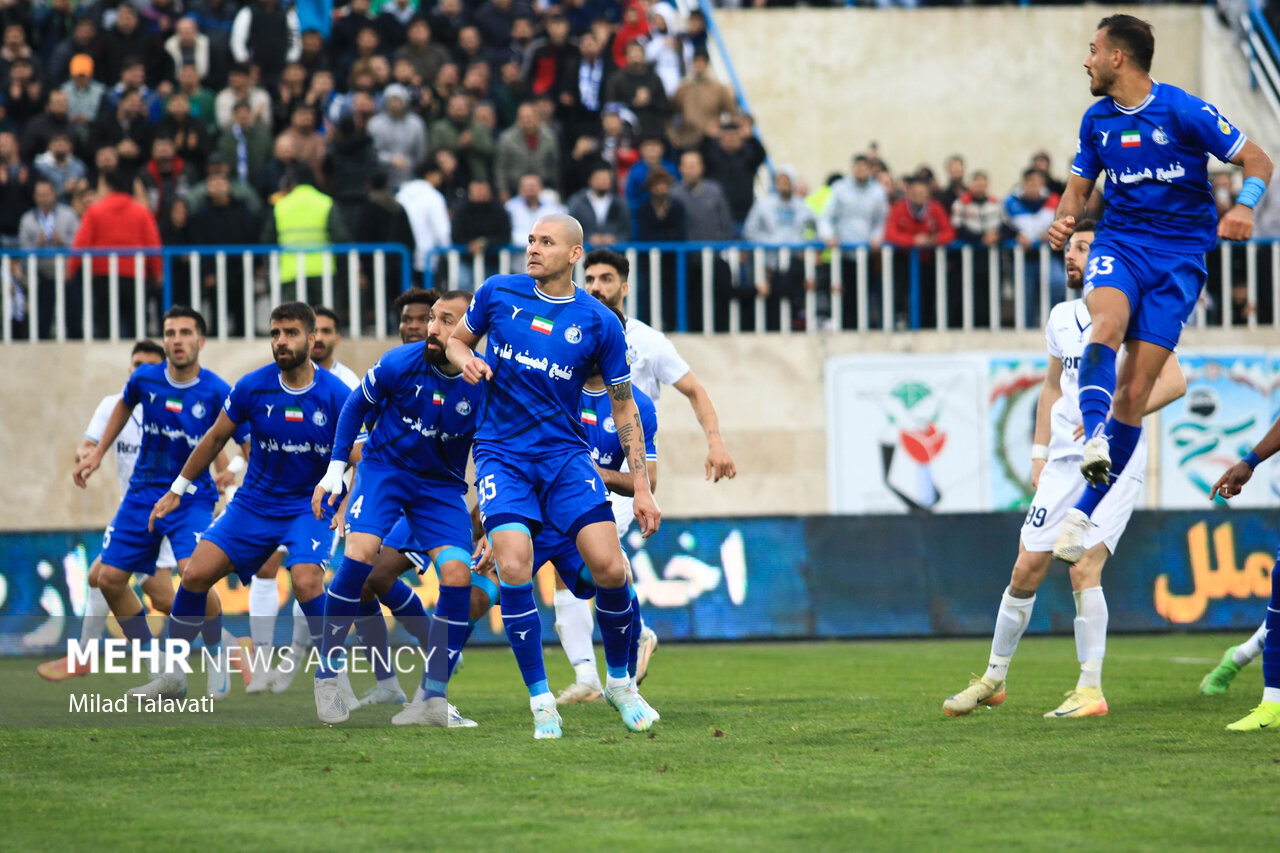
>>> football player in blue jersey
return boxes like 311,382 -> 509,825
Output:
127,302 -> 352,702
72,306 -> 244,699
445,213 -> 661,739
1047,14 -> 1273,563
311,292 -> 484,727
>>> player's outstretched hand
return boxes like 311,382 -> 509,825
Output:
471,535 -> 495,575
461,356 -> 493,385
313,460 -> 347,519
149,492 -> 180,532
1047,216 -> 1075,252
72,453 -> 101,488
1219,205 -> 1255,242
634,490 -> 661,538
706,445 -> 737,482
1211,461 -> 1253,501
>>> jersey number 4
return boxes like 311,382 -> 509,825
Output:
349,495 -> 364,519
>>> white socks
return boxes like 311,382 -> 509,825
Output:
1233,622 -> 1268,667
552,589 -> 601,688
248,576 -> 278,655
1073,586 -> 1108,690
986,588 -> 1035,683
80,586 -> 111,645
1263,687 -> 1280,704
291,598 -> 310,648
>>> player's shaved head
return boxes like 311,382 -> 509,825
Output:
537,213 -> 584,248
527,214 -> 585,287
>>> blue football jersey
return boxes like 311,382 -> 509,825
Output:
462,274 -> 631,457
222,364 -> 353,516
359,341 -> 481,486
1071,81 -> 1246,252
580,386 -> 657,471
120,363 -> 239,502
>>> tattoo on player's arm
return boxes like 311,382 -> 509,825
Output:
607,381 -> 633,402
619,412 -> 648,475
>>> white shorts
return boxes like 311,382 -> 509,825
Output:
1019,456 -> 1142,555
156,536 -> 176,570
611,494 -> 634,539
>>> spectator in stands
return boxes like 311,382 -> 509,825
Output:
474,0 -> 532,52
396,157 -> 452,277
141,136 -> 194,218
186,170 -> 258,333
1029,150 -> 1065,196
190,0 -> 241,60
324,114 -> 380,206
186,151 -> 264,217
642,5 -> 683,98
428,0 -> 468,47
49,18 -> 103,86
744,167 -> 816,328
670,50 -> 734,151
605,41 -> 667,139
165,16 -> 213,85
505,173 -> 565,244
105,57 -> 164,124
395,18 -> 451,91
272,62 -> 311,133
0,22 -> 39,84
884,175 -> 955,329
263,163 -> 348,298
369,83 -> 428,190
0,132 -> 31,248
35,0 -> 76,72
820,154 -> 887,249
494,102 -> 559,199
217,101 -> 272,190
634,166 -> 684,240
1003,166 -> 1063,326
567,164 -> 630,245
259,133 -> 298,201
22,90 -> 72,163
231,0 -> 301,91
61,54 -> 106,130
69,168 -> 162,338
672,149 -> 732,241
377,0 -> 420,53
331,0 -> 376,76
175,63 -> 218,134
160,196 -> 194,248
702,115 -> 766,228
216,62 -> 272,131
950,169 -> 1001,327
33,133 -> 87,203
433,148 -> 468,205
280,102 -> 327,182
103,5 -> 158,86
5,59 -> 45,127
451,178 -> 510,287
431,93 -> 495,184
559,29 -> 609,142
18,178 -> 80,339
158,92 -> 212,176
92,89 -> 154,178
937,155 -> 966,211
624,134 -> 675,214
528,14 -> 577,101
600,104 -> 639,184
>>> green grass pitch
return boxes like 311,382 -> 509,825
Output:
1,635 -> 1278,851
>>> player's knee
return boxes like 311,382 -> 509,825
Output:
292,568 -> 324,601
1069,554 -> 1105,590
344,533 -> 379,564
588,553 -> 628,590
1091,314 -> 1126,348
88,563 -> 101,588
438,561 -> 470,587
98,567 -> 130,594
1009,555 -> 1047,595
180,566 -> 216,594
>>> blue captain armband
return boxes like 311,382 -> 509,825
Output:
1236,177 -> 1266,209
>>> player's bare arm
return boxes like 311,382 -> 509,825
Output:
446,325 -> 491,384
1220,140 -> 1275,242
149,411 -> 240,530
1048,175 -> 1097,251
672,371 -> 737,482
608,380 -> 661,536
1032,357 -> 1064,488
72,398 -> 132,487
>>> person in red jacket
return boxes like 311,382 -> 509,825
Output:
883,176 -> 956,329
69,168 -> 163,339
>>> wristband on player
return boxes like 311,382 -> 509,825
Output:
227,455 -> 247,476
1244,450 -> 1263,470
169,475 -> 193,496
1236,177 -> 1266,209
1031,444 -> 1049,461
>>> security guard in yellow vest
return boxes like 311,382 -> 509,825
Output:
262,164 -> 350,293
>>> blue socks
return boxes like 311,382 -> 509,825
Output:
420,583 -> 471,699
499,581 -> 548,697
353,597 -> 392,682
594,584 -> 635,683
318,556 -> 372,678
382,579 -> 431,646
118,609 -> 153,644
1264,568 -> 1280,691
201,609 -> 222,653
1077,343 -> 1116,441
1075,417 -> 1143,517
168,586 -> 207,647
628,591 -> 642,680
298,594 -> 325,649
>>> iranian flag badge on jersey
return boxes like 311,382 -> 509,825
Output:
165,397 -> 182,413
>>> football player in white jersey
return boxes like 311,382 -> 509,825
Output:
943,220 -> 1186,719
544,248 -> 737,704
38,341 -> 176,680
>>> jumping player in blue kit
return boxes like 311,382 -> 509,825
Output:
446,213 -> 661,739
129,302 -> 351,702
312,292 -> 483,727
72,306 -> 245,698
1046,14 -> 1274,563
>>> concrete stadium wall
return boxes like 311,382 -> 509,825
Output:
0,324 -> 1267,532
717,6 -> 1272,194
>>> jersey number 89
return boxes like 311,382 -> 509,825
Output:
1024,506 -> 1048,528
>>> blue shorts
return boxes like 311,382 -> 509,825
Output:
383,515 -> 429,572
101,492 -> 214,576
200,499 -> 337,582
347,460 -> 471,554
1084,237 -> 1207,350
473,443 -> 612,538
533,528 -> 595,599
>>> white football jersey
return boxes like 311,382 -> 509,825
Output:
85,393 -> 144,496
328,360 -> 360,390
1044,299 -> 1147,465
624,318 -> 690,401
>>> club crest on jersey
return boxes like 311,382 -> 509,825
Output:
455,399 -> 472,415
1152,127 -> 1169,145
312,409 -> 327,426
564,325 -> 582,344
603,416 -> 617,434
191,401 -> 206,418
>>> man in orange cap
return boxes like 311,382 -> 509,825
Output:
61,54 -> 106,128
